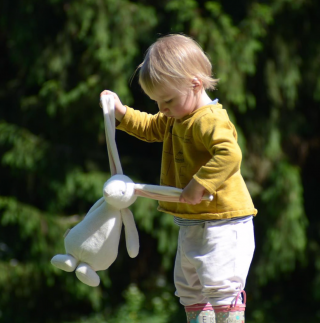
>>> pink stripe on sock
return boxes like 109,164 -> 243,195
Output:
185,303 -> 214,312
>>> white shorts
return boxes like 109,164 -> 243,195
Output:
174,217 -> 255,306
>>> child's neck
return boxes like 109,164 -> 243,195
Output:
197,89 -> 214,109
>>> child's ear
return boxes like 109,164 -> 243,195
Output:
192,77 -> 202,93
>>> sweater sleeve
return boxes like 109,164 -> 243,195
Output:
116,106 -> 168,142
193,109 -> 242,194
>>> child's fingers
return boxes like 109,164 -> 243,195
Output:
99,90 -> 116,108
100,90 -> 113,97
180,194 -> 203,205
179,196 -> 186,203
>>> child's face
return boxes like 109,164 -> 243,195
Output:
149,83 -> 200,119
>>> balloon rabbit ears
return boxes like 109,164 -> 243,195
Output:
100,95 -> 123,176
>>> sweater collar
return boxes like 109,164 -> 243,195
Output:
176,100 -> 222,122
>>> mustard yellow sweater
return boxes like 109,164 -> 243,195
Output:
117,103 -> 257,220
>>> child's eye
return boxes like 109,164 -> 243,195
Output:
165,99 -> 172,104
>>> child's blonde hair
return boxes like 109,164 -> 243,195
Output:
138,34 -> 218,97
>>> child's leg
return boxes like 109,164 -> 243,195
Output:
204,218 -> 254,322
201,218 -> 255,306
174,227 -> 207,305
174,226 -> 215,322
174,218 -> 254,322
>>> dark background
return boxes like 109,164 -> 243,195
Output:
0,0 -> 319,322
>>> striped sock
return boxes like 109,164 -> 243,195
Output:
214,290 -> 246,323
185,303 -> 215,323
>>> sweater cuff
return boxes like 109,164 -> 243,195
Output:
193,174 -> 216,195
116,105 -> 133,131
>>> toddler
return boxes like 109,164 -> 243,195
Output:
100,34 -> 257,323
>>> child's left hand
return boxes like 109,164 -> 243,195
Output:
179,179 -> 207,205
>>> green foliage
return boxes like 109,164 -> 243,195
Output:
50,169 -> 109,212
256,162 -> 307,283
106,284 -> 177,323
61,284 -> 178,323
0,122 -> 49,171
132,197 -> 179,269
1,0 -> 319,322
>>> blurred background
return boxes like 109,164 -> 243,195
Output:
0,0 -> 319,322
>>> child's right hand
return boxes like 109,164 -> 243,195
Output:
100,90 -> 127,122
179,178 -> 207,205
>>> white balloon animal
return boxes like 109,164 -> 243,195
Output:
51,95 -> 213,287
